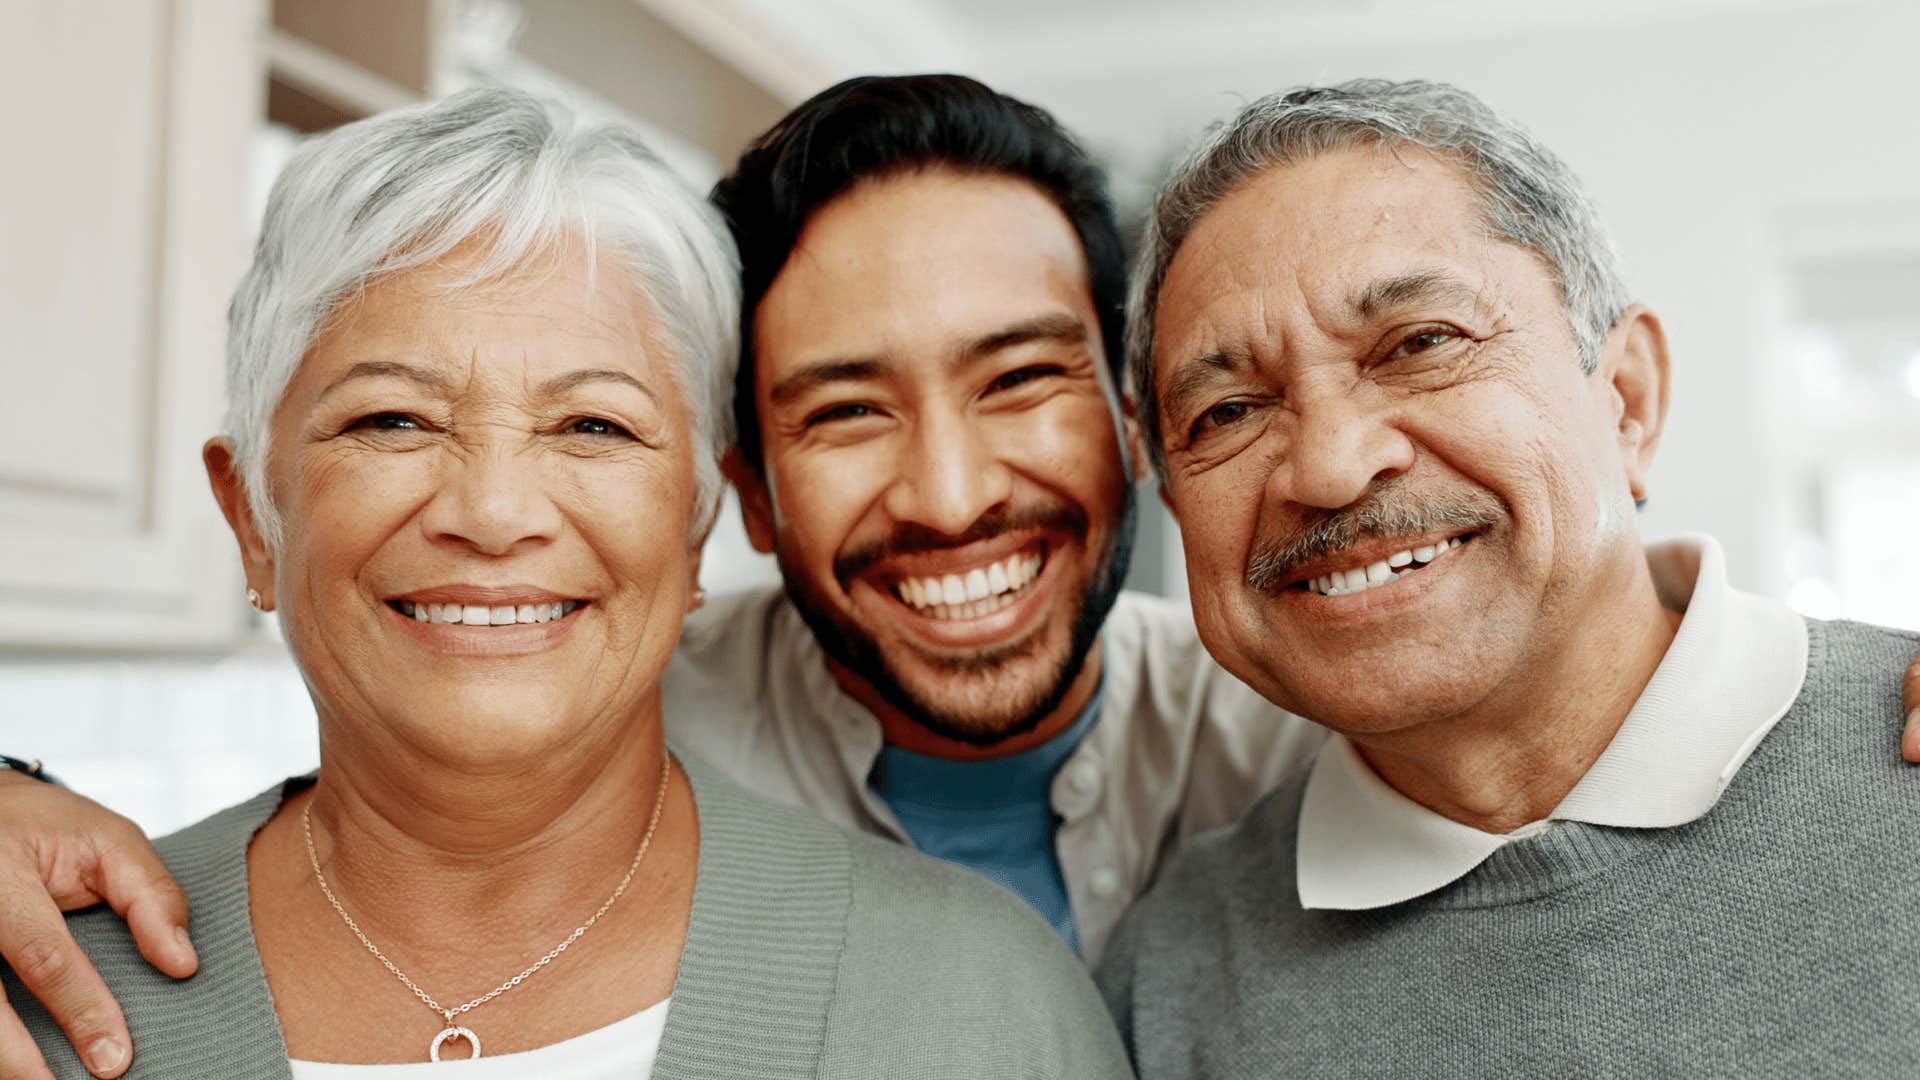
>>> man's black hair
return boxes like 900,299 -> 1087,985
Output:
710,73 -> 1128,473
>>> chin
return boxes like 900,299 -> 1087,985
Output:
381,689 -> 597,760
886,644 -> 1070,742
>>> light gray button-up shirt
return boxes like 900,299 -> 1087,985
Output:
661,586 -> 1325,961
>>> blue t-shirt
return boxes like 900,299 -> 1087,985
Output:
868,685 -> 1103,954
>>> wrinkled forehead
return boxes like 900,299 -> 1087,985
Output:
1152,146 -> 1501,373
283,239 -> 673,409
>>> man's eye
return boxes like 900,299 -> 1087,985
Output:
988,365 -> 1061,394
806,402 -> 877,427
568,416 -> 634,438
1190,400 -> 1254,438
1389,327 -> 1463,360
346,412 -> 423,432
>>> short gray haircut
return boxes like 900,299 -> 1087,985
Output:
1127,78 -> 1630,476
226,86 -> 740,550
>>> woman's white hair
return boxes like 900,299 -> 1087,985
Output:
226,86 -> 740,550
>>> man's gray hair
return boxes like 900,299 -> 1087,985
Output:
1126,78 -> 1630,476
226,86 -> 740,550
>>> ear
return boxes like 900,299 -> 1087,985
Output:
1600,305 -> 1670,502
203,437 -> 278,609
720,446 -> 777,555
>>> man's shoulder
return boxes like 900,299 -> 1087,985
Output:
1788,619 -> 1920,746
662,586 -> 793,741
672,584 -> 790,667
1132,765 -> 1311,923
1806,618 -> 1920,685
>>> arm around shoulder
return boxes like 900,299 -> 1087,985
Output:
821,836 -> 1135,1079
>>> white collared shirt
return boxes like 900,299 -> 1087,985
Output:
1296,535 -> 1809,911
659,588 -> 1325,961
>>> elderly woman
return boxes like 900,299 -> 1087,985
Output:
1,88 -> 1126,1078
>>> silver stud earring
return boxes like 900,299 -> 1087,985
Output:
690,587 -> 707,611
246,587 -> 263,611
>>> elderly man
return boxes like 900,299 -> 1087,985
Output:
1097,78 -> 1920,1077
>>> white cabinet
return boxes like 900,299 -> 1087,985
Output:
0,0 -> 265,648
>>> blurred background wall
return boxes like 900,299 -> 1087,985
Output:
2,0 -> 1915,833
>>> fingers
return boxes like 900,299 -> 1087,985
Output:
0,978 -> 59,1080
92,840 -> 196,980
1902,649 -> 1920,763
0,859 -> 131,1078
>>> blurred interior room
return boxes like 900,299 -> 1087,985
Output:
3,0 -> 1916,834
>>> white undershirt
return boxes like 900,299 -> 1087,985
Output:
287,997 -> 669,1079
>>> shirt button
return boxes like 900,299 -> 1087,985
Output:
1089,867 -> 1122,900
1066,760 -> 1100,795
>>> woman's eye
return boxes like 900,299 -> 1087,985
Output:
1191,400 -> 1254,438
347,412 -> 423,432
807,402 -> 877,427
568,416 -> 634,438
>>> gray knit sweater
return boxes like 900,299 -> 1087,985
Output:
1097,619 -> 1920,1079
8,753 -> 1131,1079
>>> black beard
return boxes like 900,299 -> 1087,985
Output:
778,490 -> 1136,747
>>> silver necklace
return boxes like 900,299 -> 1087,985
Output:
302,755 -> 673,1062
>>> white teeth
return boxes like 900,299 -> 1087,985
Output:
1307,536 -> 1472,596
890,548 -> 1048,618
403,601 -> 575,625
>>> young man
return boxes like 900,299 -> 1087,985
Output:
4,74 -> 1920,1080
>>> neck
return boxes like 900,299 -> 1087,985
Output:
301,698 -> 674,949
1352,554 -> 1684,834
826,639 -> 1104,761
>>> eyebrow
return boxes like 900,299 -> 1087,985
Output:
1158,349 -> 1252,428
960,313 -> 1087,364
317,360 -> 453,401
538,367 -> 657,402
768,358 -> 892,407
1348,268 -> 1484,321
767,313 -> 1091,408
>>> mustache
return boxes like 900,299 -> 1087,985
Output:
1244,480 -> 1507,592
835,502 -> 1089,584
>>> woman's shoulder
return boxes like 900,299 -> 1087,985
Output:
827,833 -> 1133,1076
672,753 -> 1131,1077
2,781 -> 296,1078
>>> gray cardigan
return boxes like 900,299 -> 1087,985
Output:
8,753 -> 1131,1078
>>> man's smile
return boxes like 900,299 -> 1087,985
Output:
889,546 -> 1045,620
841,528 -> 1072,652
1286,532 -> 1477,597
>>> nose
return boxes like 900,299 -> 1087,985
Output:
418,439 -> 563,556
1271,395 -> 1415,510
881,403 -> 1014,536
